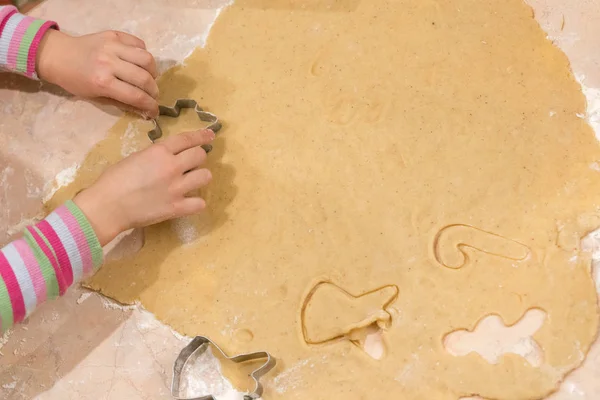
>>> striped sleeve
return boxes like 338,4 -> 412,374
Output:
0,201 -> 103,332
0,5 -> 58,79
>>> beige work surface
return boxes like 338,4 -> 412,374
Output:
2,0 -> 600,399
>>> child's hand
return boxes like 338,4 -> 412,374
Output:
73,129 -> 215,246
37,30 -> 159,118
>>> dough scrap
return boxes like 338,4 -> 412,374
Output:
49,0 -> 600,398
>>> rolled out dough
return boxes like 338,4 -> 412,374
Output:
49,0 -> 600,398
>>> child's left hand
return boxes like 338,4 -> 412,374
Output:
36,29 -> 160,118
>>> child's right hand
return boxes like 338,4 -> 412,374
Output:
73,129 -> 215,246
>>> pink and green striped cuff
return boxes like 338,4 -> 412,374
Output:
0,5 -> 58,79
0,201 -> 102,331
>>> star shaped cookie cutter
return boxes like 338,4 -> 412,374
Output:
171,336 -> 276,400
148,99 -> 222,153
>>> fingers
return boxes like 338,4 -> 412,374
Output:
161,129 -> 215,155
95,96 -> 156,120
174,197 -> 207,216
117,45 -> 158,78
89,31 -> 159,117
114,59 -> 159,99
176,146 -> 208,172
177,169 -> 212,194
113,31 -> 147,49
105,78 -> 159,118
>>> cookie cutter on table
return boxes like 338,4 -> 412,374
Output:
172,336 -> 276,400
148,99 -> 222,153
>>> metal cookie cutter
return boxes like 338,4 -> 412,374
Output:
172,336 -> 276,400
148,99 -> 222,152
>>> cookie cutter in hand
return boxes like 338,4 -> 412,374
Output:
148,99 -> 222,153
172,336 -> 276,400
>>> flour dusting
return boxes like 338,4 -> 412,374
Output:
76,292 -> 93,305
24,169 -> 42,199
183,1 -> 234,61
180,347 -> 245,400
43,163 -> 80,203
576,74 -> 600,141
582,230 -> 600,295
171,217 -> 199,244
1,381 -> 16,390
563,381 -> 586,397
6,215 -> 43,237
121,122 -> 140,157
99,296 -> 140,311
0,329 -> 12,353
0,166 -> 14,192
272,359 -> 309,394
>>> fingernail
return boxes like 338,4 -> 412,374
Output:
205,129 -> 215,140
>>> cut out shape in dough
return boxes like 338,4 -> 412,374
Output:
433,224 -> 530,269
444,308 -> 546,367
48,0 -> 600,399
300,281 -> 398,349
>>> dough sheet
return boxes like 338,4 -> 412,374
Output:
49,0 -> 600,398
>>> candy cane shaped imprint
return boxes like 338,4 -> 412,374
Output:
433,224 -> 530,269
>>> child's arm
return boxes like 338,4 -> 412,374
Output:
0,130 -> 215,333
0,201 -> 102,331
0,128 -> 215,332
0,5 -> 159,117
0,5 -> 57,78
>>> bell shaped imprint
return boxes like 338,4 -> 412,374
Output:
300,281 -> 399,359
433,224 -> 530,269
